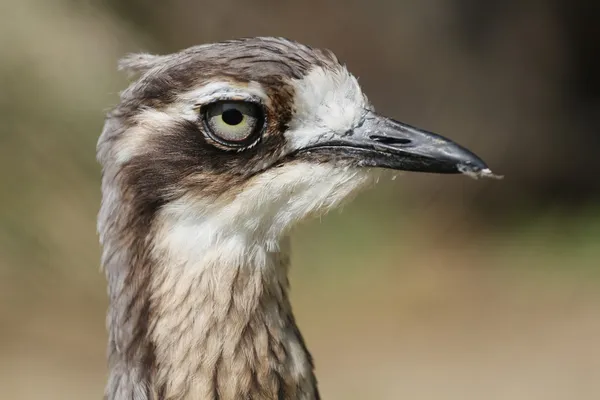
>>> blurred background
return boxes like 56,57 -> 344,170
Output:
1,0 -> 599,399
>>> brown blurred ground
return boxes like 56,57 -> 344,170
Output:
1,0 -> 599,399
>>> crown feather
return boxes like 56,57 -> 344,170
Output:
118,52 -> 166,78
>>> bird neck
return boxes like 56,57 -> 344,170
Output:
103,221 -> 320,400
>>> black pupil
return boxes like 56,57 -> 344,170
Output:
222,109 -> 244,125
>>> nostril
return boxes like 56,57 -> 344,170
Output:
370,135 -> 412,145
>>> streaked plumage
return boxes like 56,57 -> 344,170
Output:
98,37 -> 494,400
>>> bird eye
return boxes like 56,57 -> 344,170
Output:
203,101 -> 264,147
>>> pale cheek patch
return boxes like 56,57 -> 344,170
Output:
286,65 -> 369,151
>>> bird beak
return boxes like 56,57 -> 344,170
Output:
302,111 -> 496,176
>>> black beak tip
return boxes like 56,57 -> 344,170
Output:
454,150 -> 503,180
456,152 -> 488,172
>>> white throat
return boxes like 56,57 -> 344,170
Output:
144,162 -> 374,399
154,162 -> 373,260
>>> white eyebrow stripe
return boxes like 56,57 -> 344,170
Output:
175,80 -> 270,122
178,81 -> 269,105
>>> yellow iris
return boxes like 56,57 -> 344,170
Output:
205,101 -> 261,144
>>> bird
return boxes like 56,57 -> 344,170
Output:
97,36 -> 496,400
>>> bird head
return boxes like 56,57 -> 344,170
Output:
99,37 -> 494,248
